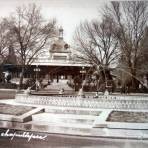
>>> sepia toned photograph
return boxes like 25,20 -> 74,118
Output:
0,0 -> 148,147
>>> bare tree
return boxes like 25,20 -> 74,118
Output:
0,19 -> 14,81
0,19 -> 11,64
74,15 -> 119,91
139,27 -> 148,75
105,1 -> 148,89
6,4 -> 57,89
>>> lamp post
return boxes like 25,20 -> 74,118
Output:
34,65 -> 41,91
78,67 -> 86,98
80,67 -> 86,83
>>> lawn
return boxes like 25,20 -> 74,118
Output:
107,111 -> 148,123
0,103 -> 35,116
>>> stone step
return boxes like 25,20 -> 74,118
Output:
32,113 -> 96,126
45,107 -> 101,116
27,121 -> 92,129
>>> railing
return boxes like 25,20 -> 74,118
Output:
15,93 -> 148,110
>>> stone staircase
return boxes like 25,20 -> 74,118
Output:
45,79 -> 74,91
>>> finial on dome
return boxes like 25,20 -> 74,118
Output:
59,26 -> 63,40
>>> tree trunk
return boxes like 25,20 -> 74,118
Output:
131,68 -> 139,90
131,76 -> 139,90
18,66 -> 25,90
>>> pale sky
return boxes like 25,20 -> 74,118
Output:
0,0 -> 108,44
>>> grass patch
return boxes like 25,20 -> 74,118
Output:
0,103 -> 35,116
107,111 -> 148,123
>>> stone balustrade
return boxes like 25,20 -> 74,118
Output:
15,93 -> 148,110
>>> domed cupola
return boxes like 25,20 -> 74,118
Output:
49,27 -> 71,61
50,27 -> 70,52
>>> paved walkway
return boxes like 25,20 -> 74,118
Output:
0,120 -> 148,140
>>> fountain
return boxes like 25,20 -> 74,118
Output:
77,88 -> 85,98
14,76 -> 148,110
104,89 -> 109,96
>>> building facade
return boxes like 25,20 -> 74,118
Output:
31,27 -> 90,85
